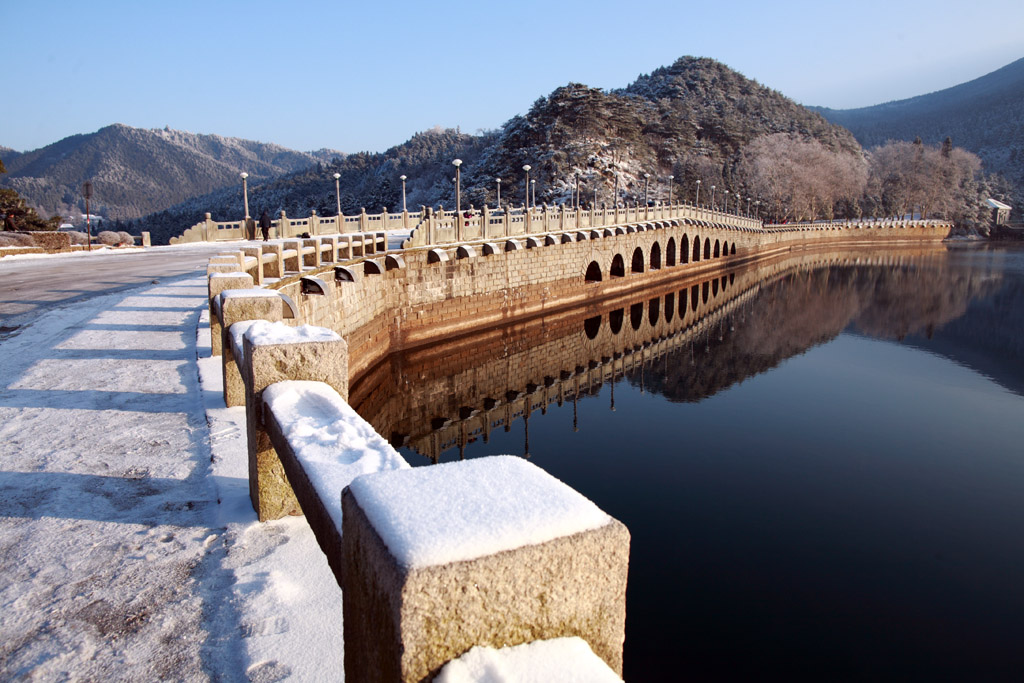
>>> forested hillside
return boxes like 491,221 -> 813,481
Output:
814,57 -> 1024,204
0,125 -> 333,221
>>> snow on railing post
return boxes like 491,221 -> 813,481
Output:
241,322 -> 349,521
207,272 -> 254,356
219,289 -> 283,408
341,456 -> 630,682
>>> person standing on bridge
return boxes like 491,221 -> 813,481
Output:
259,209 -> 272,241
3,212 -> 16,232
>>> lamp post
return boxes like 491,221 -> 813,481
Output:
333,173 -> 342,217
746,196 -> 752,217
240,172 -> 250,219
668,175 -> 674,205
755,200 -> 761,219
695,179 -> 701,207
614,174 -> 620,209
710,185 -> 716,210
531,179 -> 536,208
82,181 -> 93,252
400,175 -> 407,212
643,173 -> 650,206
724,190 -> 730,214
523,165 -> 531,209
575,172 -> 581,209
496,178 -> 501,209
453,159 -> 462,215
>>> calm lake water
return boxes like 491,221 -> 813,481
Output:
351,243 -> 1024,681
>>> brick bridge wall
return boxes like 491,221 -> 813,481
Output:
271,220 -> 951,383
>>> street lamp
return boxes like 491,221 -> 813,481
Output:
400,175 -> 407,212
333,173 -> 341,217
240,172 -> 250,219
614,174 -> 620,209
724,190 -> 730,214
523,165 -> 531,208
531,179 -> 536,208
453,159 -> 462,215
575,172 -> 581,209
746,196 -> 751,216
644,173 -> 650,206
668,175 -> 674,205
496,178 -> 501,209
710,185 -> 716,210
695,179 -> 701,206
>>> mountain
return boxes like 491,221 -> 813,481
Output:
812,56 -> 1024,200
0,124 -> 323,221
140,57 -> 860,243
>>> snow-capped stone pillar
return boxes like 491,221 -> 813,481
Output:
242,322 -> 349,521
283,240 -> 302,273
341,456 -> 630,682
219,289 -> 282,407
207,273 -> 254,356
240,246 -> 264,285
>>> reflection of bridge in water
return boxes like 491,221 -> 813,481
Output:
351,243 -> 973,463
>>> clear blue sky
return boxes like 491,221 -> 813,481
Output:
4,0 -> 1022,154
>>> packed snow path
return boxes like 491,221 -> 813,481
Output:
0,273 -> 342,680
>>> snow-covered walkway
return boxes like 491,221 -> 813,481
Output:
0,274 -> 342,680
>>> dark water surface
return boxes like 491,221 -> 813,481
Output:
351,244 -> 1024,681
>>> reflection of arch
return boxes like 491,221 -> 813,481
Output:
712,278 -> 719,296
729,272 -> 735,285
693,236 -> 701,262
610,254 -> 625,278
704,239 -> 711,260
584,315 -> 601,340
648,297 -> 660,326
609,308 -> 624,334
665,292 -> 675,323
702,281 -> 710,304
631,247 -> 645,274
691,285 -> 699,311
679,288 -> 687,316
666,237 -> 677,267
681,234 -> 689,264
714,240 -> 720,258
585,261 -> 602,283
650,242 -> 662,270
630,303 -> 643,330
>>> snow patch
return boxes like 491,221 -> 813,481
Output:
347,455 -> 611,569
435,637 -> 623,683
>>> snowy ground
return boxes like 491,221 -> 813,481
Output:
0,272 -> 343,680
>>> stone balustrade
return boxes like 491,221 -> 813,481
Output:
205,213 -> 953,680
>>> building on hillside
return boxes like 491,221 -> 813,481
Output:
986,198 -> 1012,225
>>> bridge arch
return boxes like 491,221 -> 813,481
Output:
585,261 -> 602,283
731,243 -> 736,255
693,236 -> 701,262
681,234 -> 689,264
648,297 -> 660,326
609,308 -> 624,334
650,242 -> 662,270
704,239 -> 712,260
666,237 -> 677,267
630,303 -> 643,330
631,247 -> 645,274
610,254 -> 625,278
714,240 -> 720,258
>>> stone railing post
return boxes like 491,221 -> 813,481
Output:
504,206 -> 511,237
203,213 -> 215,241
208,273 -> 254,356
278,210 -> 288,240
243,322 -> 349,521
341,456 -> 629,682
310,210 -> 320,235
359,207 -> 368,232
402,209 -> 409,230
219,289 -> 283,407
425,206 -> 434,245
